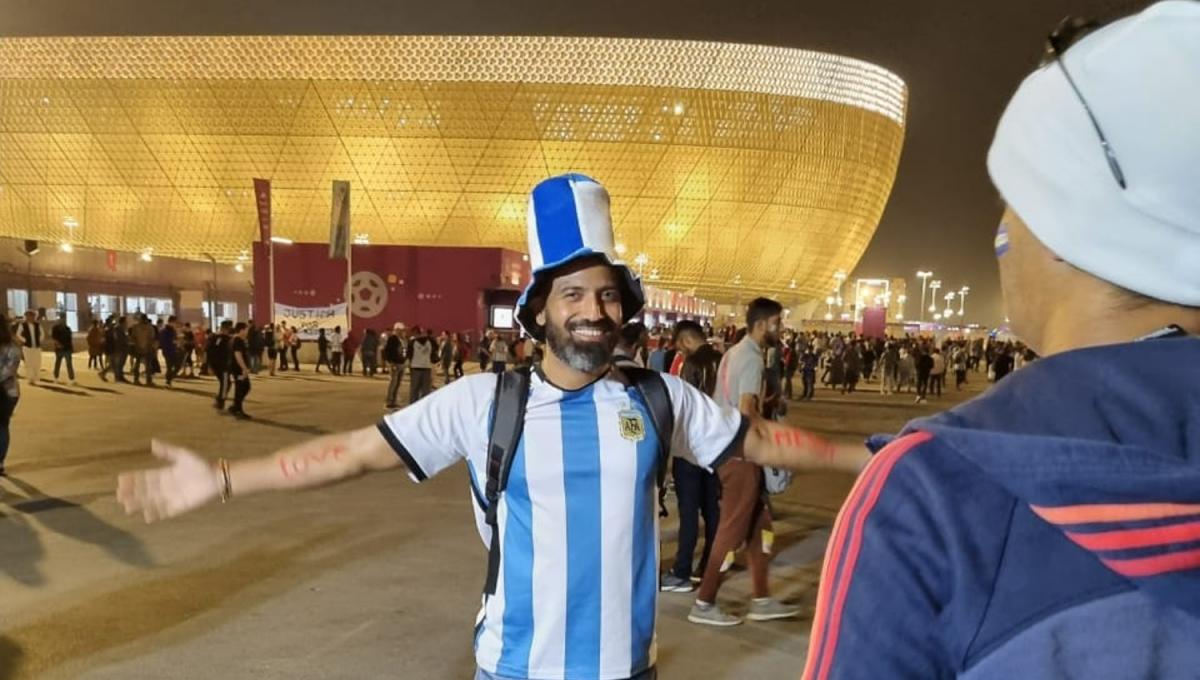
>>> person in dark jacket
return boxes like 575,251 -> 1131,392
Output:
50,316 -> 76,385
208,320 -> 233,409
660,320 -> 724,593
247,321 -> 265,374
383,324 -> 406,408
803,6 -> 1200,678
159,316 -> 179,387
914,345 -> 934,404
98,316 -> 129,383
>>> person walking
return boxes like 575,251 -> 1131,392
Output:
263,323 -> 277,377
227,322 -> 252,419
118,174 -> 867,680
15,311 -> 43,386
51,315 -> 77,385
360,328 -> 379,377
342,329 -> 359,376
383,323 -> 406,408
842,343 -> 862,395
328,326 -> 343,375
881,342 -> 900,395
276,323 -> 290,372
930,347 -> 946,397
159,315 -> 180,387
86,318 -> 105,370
951,344 -> 968,390
0,320 -> 24,476
194,324 -> 208,376
208,320 -> 233,410
130,314 -> 158,387
691,297 -> 802,627
804,7 -> 1200,676
180,323 -> 196,377
99,316 -> 129,383
439,332 -> 454,385
288,326 -> 301,371
914,345 -> 933,404
800,343 -> 819,401
315,328 -> 332,373
407,326 -> 434,403
248,321 -> 265,374
661,320 -> 724,593
488,332 -> 509,374
453,332 -> 467,380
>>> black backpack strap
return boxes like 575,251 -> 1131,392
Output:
482,366 -> 532,596
624,367 -> 676,517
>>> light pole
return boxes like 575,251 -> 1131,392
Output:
958,286 -> 970,319
944,291 -> 956,320
928,279 -> 942,316
916,271 -> 933,322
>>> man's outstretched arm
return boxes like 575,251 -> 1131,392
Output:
741,410 -> 870,474
117,427 -> 401,523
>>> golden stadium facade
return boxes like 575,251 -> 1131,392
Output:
0,36 -> 906,301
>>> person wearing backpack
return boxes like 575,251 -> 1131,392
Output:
118,174 -> 870,680
661,320 -> 724,593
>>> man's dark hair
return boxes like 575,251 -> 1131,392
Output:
168,315 -> 178,323
746,297 -> 783,331
234,322 -> 248,333
673,320 -> 705,344
620,321 -> 647,348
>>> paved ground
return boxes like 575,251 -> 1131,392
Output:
0,355 -> 986,679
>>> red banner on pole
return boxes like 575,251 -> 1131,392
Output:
253,178 -> 272,243
106,250 -> 117,272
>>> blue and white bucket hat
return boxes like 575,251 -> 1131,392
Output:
515,174 -> 645,340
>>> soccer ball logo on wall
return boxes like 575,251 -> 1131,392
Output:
349,271 -> 388,318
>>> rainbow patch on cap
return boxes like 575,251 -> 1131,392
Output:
995,223 -> 1011,257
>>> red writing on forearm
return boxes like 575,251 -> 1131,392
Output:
278,444 -> 349,479
772,427 -> 836,462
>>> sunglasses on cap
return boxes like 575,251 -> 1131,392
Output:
1042,15 -> 1127,190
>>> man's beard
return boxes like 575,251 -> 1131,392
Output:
545,317 -> 617,373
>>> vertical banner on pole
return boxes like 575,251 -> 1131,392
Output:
253,178 -> 273,323
330,180 -> 352,330
253,178 -> 272,243
330,180 -> 350,260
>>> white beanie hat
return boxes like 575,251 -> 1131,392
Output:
987,0 -> 1200,306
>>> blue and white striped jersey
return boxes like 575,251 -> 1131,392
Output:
378,369 -> 746,680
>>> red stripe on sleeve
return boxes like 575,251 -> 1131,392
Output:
802,431 -> 933,680
1067,519 -> 1200,552
1102,546 -> 1200,578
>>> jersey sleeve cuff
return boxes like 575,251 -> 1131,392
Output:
709,415 -> 750,470
375,421 -> 428,482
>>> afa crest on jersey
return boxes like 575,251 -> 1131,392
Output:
618,408 -> 646,442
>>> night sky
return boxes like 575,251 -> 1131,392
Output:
1,0 -> 1126,324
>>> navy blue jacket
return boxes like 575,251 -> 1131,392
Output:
803,337 -> 1200,679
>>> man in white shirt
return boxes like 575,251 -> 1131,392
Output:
118,174 -> 870,680
16,311 -> 43,386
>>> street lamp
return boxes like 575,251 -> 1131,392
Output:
958,286 -> 970,319
916,271 -> 933,322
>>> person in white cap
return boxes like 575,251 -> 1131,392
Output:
802,4 -> 1200,679
116,173 -> 870,680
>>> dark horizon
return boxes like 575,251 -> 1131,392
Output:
0,0 -> 1126,325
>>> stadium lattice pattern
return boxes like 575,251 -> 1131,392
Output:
0,36 -> 906,301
